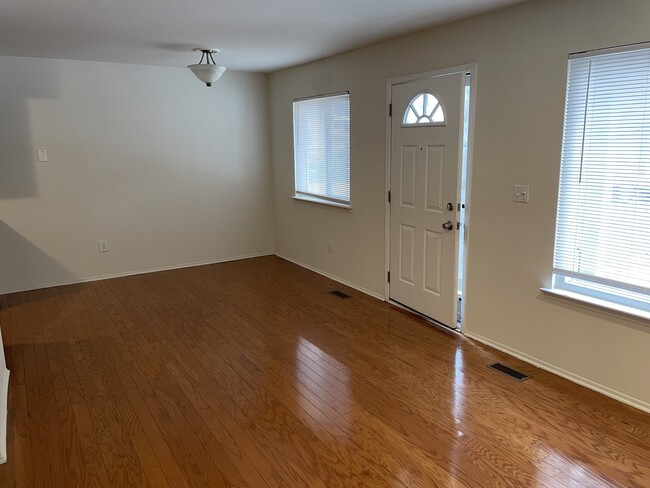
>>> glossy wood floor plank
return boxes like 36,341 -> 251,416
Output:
0,256 -> 648,487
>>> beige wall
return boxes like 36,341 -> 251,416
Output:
269,0 -> 650,410
0,56 -> 274,294
1,0 -> 648,412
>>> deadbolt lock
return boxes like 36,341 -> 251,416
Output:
447,202 -> 454,211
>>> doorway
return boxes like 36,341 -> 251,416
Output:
386,66 -> 474,330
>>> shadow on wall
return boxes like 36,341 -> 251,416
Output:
0,221 -> 77,296
537,292 -> 650,335
0,57 -> 58,199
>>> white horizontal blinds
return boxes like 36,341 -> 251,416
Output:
293,94 -> 350,203
554,46 -> 650,301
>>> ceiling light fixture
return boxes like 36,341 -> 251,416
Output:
187,48 -> 227,87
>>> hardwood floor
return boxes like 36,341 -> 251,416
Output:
0,256 -> 648,487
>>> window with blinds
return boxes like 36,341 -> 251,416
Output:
293,93 -> 350,205
552,44 -> 650,313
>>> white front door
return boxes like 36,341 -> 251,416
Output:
389,72 -> 464,327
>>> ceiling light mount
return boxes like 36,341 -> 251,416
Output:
188,48 -> 227,87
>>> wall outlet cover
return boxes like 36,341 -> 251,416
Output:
513,185 -> 529,203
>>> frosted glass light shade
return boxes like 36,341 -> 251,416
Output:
188,64 -> 227,86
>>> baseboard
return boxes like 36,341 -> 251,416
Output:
0,368 -> 9,464
8,250 -> 645,415
275,254 -> 386,302
0,251 -> 274,296
465,331 -> 650,414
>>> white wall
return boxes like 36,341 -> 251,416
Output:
0,56 -> 274,294
269,0 -> 650,410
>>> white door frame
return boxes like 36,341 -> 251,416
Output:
384,63 -> 478,328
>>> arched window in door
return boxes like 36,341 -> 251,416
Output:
403,92 -> 445,126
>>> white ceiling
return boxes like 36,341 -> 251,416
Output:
0,0 -> 526,72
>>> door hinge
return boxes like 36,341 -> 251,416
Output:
388,190 -> 391,203
387,271 -> 391,283
389,104 -> 392,117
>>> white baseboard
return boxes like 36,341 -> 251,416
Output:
5,251 -> 646,420
0,251 -> 274,296
276,253 -> 649,413
465,331 -> 650,414
0,368 -> 9,464
275,254 -> 386,302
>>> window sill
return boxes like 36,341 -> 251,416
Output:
540,287 -> 650,324
291,195 -> 352,209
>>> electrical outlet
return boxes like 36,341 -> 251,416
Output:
98,239 -> 109,253
37,149 -> 48,162
513,185 -> 529,203
327,239 -> 334,253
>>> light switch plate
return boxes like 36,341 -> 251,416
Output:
513,185 -> 529,203
98,240 -> 109,253
37,149 -> 48,162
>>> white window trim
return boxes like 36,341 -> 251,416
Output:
548,42 -> 650,321
540,287 -> 650,324
292,91 -> 350,206
291,193 -> 352,209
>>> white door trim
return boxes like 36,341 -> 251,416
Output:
0,325 -> 8,464
384,63 -> 478,328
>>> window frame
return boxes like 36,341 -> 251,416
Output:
545,43 -> 650,322
292,92 -> 351,208
401,90 -> 446,127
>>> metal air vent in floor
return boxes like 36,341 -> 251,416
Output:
489,362 -> 529,381
330,290 -> 351,299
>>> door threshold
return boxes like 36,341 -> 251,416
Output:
388,299 -> 462,335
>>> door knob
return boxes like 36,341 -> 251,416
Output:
442,221 -> 454,231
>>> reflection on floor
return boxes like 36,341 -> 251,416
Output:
0,255 -> 648,487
